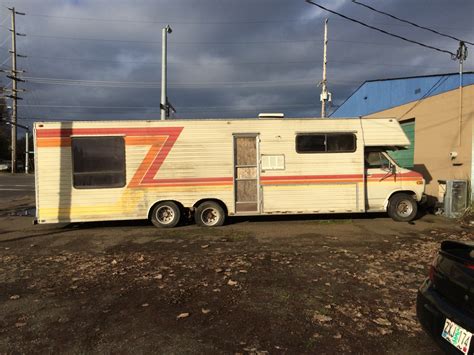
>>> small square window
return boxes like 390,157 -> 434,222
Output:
72,136 -> 126,189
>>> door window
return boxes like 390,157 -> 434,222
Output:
365,152 -> 390,169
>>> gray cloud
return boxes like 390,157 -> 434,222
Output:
0,0 -> 472,122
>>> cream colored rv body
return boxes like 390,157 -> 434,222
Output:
34,118 -> 425,225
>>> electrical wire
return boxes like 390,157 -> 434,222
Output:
24,13 -> 471,32
352,0 -> 474,46
24,54 -> 462,71
27,13 -> 301,25
24,76 -> 359,88
398,75 -> 450,119
1,56 -> 10,66
25,33 -> 424,47
305,0 -> 456,58
27,33 -> 324,45
0,36 -> 10,48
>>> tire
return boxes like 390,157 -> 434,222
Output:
387,193 -> 418,222
150,201 -> 181,228
194,201 -> 226,227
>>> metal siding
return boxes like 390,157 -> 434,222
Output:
332,74 -> 474,117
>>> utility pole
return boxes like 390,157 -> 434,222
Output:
10,7 -> 17,173
320,19 -> 331,118
161,25 -> 172,120
25,131 -> 29,174
7,7 -> 25,173
457,41 -> 467,146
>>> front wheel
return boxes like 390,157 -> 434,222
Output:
387,193 -> 418,222
150,201 -> 181,228
194,201 -> 226,227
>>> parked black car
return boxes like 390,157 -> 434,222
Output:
417,240 -> 474,355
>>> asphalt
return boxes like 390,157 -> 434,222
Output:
0,174 -> 35,200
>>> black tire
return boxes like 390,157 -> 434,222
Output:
387,193 -> 418,222
194,201 -> 226,227
150,201 -> 181,228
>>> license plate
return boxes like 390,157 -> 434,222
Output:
442,318 -> 472,355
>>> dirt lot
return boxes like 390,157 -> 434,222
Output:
0,195 -> 472,354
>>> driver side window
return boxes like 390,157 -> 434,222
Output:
365,152 -> 389,169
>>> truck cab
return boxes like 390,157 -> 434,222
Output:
365,149 -> 425,221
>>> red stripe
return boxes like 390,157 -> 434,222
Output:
141,129 -> 183,184
149,177 -> 233,184
261,172 -> 421,181
261,174 -> 363,181
36,127 -> 182,138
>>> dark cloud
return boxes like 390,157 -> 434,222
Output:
0,0 -> 472,122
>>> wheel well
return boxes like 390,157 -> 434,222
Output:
193,199 -> 228,214
148,200 -> 185,220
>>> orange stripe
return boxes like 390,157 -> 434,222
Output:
129,142 -> 165,187
37,137 -> 71,147
138,181 -> 233,187
125,136 -> 167,145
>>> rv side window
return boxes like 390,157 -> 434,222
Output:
296,133 -> 356,153
72,136 -> 126,189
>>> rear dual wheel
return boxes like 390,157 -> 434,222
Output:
194,201 -> 225,227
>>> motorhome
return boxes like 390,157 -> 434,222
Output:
34,117 -> 425,227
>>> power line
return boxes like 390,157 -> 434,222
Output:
399,75 -> 450,119
26,31 -> 455,49
25,54 -> 464,71
27,33 -> 325,45
24,75 -> 359,88
352,0 -> 474,46
305,0 -> 456,58
24,12 -> 472,32
27,13 -> 302,25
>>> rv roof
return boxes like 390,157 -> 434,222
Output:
36,117 -> 397,123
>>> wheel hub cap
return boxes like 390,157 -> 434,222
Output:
202,208 -> 218,226
157,206 -> 174,224
397,200 -> 413,217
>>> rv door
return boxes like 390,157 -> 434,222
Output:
364,151 -> 401,211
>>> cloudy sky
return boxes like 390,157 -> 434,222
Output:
0,0 -> 473,122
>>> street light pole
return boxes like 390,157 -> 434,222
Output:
161,25 -> 172,120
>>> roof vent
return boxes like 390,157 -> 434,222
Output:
258,113 -> 285,119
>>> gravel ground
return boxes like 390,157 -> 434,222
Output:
0,207 -> 472,354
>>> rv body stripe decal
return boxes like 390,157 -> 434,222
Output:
36,128 -> 423,187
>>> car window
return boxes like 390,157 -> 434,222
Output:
365,152 -> 390,169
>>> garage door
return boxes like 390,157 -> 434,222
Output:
389,120 -> 415,168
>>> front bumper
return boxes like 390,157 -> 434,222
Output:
417,278 -> 474,354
